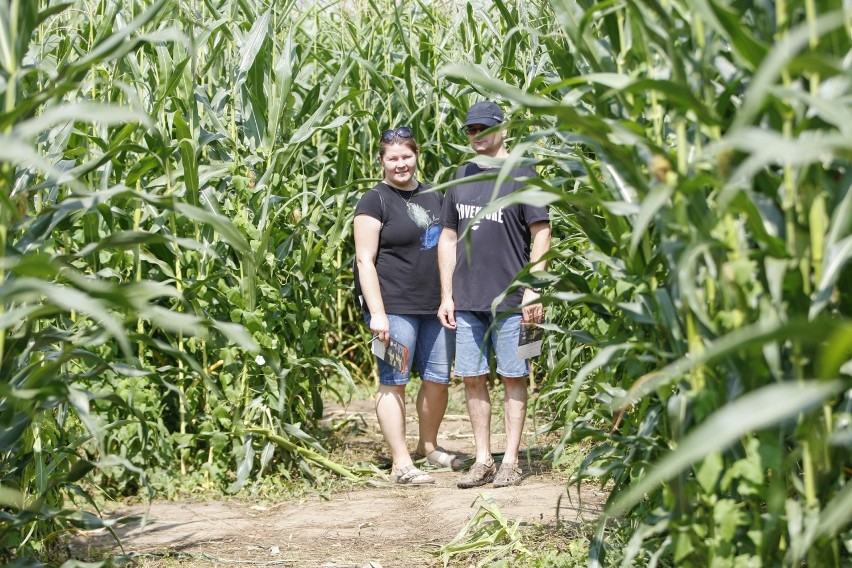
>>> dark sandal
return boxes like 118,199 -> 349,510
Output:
391,465 -> 435,485
457,460 -> 497,489
493,463 -> 523,488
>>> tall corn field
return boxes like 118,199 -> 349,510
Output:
0,0 -> 849,565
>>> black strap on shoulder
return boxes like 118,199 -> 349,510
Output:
454,162 -> 475,180
370,188 -> 386,227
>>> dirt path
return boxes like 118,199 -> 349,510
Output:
72,396 -> 605,567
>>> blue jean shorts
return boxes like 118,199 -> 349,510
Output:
365,313 -> 454,386
454,311 -> 528,378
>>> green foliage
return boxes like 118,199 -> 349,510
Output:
0,0 -> 366,559
447,0 -> 852,565
439,492 -> 530,567
2,0 -> 850,565
3,0 -> 569,560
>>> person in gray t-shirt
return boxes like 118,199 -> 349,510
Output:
438,102 -> 551,488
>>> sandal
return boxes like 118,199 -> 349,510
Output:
415,447 -> 463,471
493,462 -> 523,488
457,460 -> 497,489
390,465 -> 435,485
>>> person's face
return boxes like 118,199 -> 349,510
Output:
380,142 -> 418,187
466,123 -> 505,156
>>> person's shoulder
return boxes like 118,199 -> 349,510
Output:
454,162 -> 479,178
356,184 -> 385,207
514,165 -> 538,178
367,182 -> 392,197
417,181 -> 440,200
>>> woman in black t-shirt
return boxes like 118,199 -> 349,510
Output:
353,127 -> 459,484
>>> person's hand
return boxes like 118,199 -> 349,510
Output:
437,298 -> 456,330
369,313 -> 391,345
521,289 -> 544,323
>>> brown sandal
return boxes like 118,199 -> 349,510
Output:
493,462 -> 523,488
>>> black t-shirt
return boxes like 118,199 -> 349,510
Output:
440,163 -> 549,312
354,181 -> 443,314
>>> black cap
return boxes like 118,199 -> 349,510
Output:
464,101 -> 505,127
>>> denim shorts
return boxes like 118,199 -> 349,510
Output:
365,313 -> 454,386
454,311 -> 528,378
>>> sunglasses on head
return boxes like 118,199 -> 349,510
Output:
381,126 -> 413,143
465,125 -> 488,135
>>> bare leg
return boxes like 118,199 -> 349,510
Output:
464,375 -> 493,464
415,381 -> 449,456
375,384 -> 413,471
501,376 -> 528,465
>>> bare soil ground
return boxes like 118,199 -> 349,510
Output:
71,393 -> 605,567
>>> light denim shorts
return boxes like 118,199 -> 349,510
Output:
454,311 -> 528,378
365,313 -> 454,386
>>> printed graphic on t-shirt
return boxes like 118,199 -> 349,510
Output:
455,202 -> 504,231
407,202 -> 443,249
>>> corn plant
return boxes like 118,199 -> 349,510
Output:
3,0 -> 849,565
0,0 -> 362,559
438,492 -> 530,567
2,0 -> 530,559
444,0 -> 851,564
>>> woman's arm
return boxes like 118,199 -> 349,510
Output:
354,214 -> 391,344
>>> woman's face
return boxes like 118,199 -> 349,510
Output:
380,143 -> 418,188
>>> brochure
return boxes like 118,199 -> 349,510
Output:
516,320 -> 544,360
371,336 -> 410,374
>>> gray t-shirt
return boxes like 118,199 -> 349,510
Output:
440,163 -> 549,312
354,182 -> 443,314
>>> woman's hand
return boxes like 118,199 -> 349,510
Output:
370,313 -> 391,345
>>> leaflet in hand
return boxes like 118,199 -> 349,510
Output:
371,336 -> 410,374
516,321 -> 544,360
